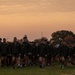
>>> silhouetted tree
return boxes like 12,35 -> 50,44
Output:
50,30 -> 75,46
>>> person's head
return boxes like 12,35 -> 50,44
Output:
13,37 -> 17,42
3,38 -> 6,43
23,35 -> 28,42
23,35 -> 27,40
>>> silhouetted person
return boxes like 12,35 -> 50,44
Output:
38,39 -> 47,68
12,37 -> 20,68
20,35 -> 30,67
7,42 -> 12,67
1,38 -> 8,67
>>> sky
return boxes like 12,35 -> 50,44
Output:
0,0 -> 75,41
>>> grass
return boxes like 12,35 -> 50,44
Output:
0,64 -> 75,75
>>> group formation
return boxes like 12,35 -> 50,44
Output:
0,35 -> 75,69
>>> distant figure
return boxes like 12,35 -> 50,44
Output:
59,41 -> 69,69
71,44 -> 75,65
0,38 -> 2,55
12,37 -> 20,68
1,38 -> 8,67
7,41 -> 12,67
20,35 -> 31,67
38,39 -> 47,68
0,38 -> 2,66
23,35 -> 29,42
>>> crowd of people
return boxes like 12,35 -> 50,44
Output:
0,35 -> 75,69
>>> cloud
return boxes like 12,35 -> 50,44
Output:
0,0 -> 75,15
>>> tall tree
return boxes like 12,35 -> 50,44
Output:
50,30 -> 75,46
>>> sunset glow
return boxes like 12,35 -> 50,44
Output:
0,0 -> 75,41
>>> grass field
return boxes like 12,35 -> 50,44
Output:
0,64 -> 75,75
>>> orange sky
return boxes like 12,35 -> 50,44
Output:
0,0 -> 75,41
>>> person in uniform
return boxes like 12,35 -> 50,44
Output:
11,37 -> 20,68
0,38 -> 2,66
45,42 -> 53,66
38,39 -> 46,68
28,42 -> 33,66
1,38 -> 8,67
59,41 -> 69,69
71,45 -> 75,65
31,42 -> 37,65
7,42 -> 12,67
20,35 -> 30,67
